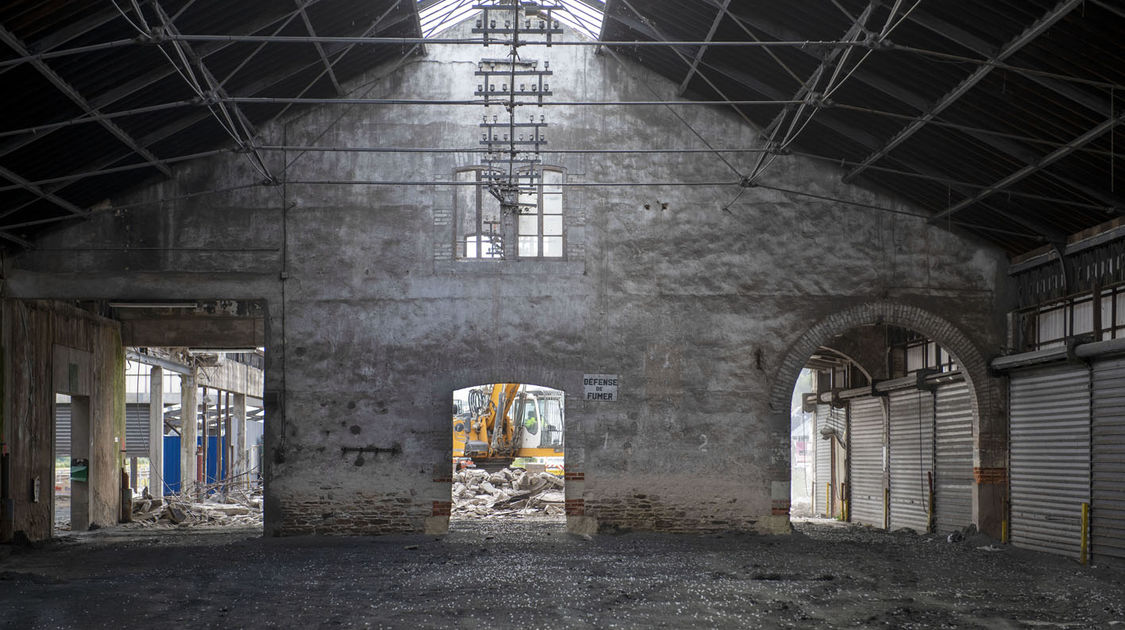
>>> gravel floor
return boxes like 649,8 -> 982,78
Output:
0,518 -> 1122,629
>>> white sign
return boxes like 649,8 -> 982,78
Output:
583,374 -> 619,401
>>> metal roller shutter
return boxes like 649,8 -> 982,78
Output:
1010,365 -> 1090,558
1092,358 -> 1125,565
849,396 -> 885,528
934,381 -> 974,532
814,403 -> 847,517
125,403 -> 150,457
889,389 -> 934,533
54,403 -> 71,458
57,403 -> 151,458
815,403 -> 831,516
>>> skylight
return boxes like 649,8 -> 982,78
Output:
418,0 -> 604,40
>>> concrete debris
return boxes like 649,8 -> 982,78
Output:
129,487 -> 263,529
452,467 -> 565,519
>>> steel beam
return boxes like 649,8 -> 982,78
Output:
719,3 -> 1120,212
843,0 -> 1084,183
0,1 -> 150,76
764,2 -> 875,138
0,53 -> 339,223
0,25 -> 173,178
0,2 -> 323,161
151,3 -> 263,151
0,231 -> 34,249
295,0 -> 344,95
0,164 -> 85,216
265,0 -> 418,124
906,8 -> 1109,117
676,0 -> 731,96
931,114 -> 1125,222
702,59 -> 1063,241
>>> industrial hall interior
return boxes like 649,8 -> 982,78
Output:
1,0 -> 1124,627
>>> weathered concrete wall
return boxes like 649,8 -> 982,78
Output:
7,22 -> 1012,536
1,300 -> 124,541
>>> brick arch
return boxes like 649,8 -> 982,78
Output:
767,301 -> 1006,535
769,302 -> 992,424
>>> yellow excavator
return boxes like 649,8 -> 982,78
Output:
453,383 -> 564,471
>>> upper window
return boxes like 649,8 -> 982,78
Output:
518,168 -> 564,258
454,166 -> 565,260
455,168 -> 503,259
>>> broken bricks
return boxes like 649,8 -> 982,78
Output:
451,467 -> 566,519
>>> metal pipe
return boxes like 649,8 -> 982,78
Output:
255,145 -> 771,155
284,179 -> 742,187
0,100 -> 197,140
173,34 -> 859,48
224,96 -> 799,106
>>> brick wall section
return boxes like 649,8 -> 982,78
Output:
279,493 -> 429,535
588,495 -> 770,534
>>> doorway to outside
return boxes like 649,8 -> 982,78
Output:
124,347 -> 265,533
451,383 -> 565,522
53,393 -> 90,534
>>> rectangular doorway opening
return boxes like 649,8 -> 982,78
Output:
53,393 -> 91,534
451,383 -> 565,525
124,347 -> 265,533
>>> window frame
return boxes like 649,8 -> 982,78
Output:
452,164 -> 566,261
516,165 -> 566,260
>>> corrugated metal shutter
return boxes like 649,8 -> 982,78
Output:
814,403 -> 846,517
57,403 -> 150,457
849,396 -> 885,528
54,404 -> 71,458
1010,365 -> 1090,558
125,403 -> 150,456
815,403 -> 831,516
889,389 -> 934,533
1092,358 -> 1125,565
934,381 -> 974,532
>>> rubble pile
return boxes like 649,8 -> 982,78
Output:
452,467 -> 565,518
130,488 -> 263,528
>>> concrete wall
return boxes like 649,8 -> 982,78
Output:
0,300 -> 124,541
6,22 -> 1011,535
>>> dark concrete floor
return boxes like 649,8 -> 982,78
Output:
1,518 -> 1123,629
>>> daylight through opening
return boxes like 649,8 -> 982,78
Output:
451,383 -> 565,522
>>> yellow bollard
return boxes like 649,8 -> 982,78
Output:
884,487 -> 890,531
1001,519 -> 1009,544
1080,502 -> 1090,565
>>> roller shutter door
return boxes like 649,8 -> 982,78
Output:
889,389 -> 934,533
849,396 -> 885,528
125,403 -> 150,457
1092,358 -> 1125,565
54,404 -> 71,458
1010,365 -> 1090,558
57,403 -> 150,458
934,381 -> 974,532
814,403 -> 846,517
814,404 -> 831,516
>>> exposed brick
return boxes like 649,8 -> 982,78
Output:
974,467 -> 1007,484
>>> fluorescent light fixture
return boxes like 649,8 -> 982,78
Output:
108,301 -> 199,309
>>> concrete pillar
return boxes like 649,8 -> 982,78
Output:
148,366 -> 163,497
180,372 -> 197,495
233,393 -> 246,489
